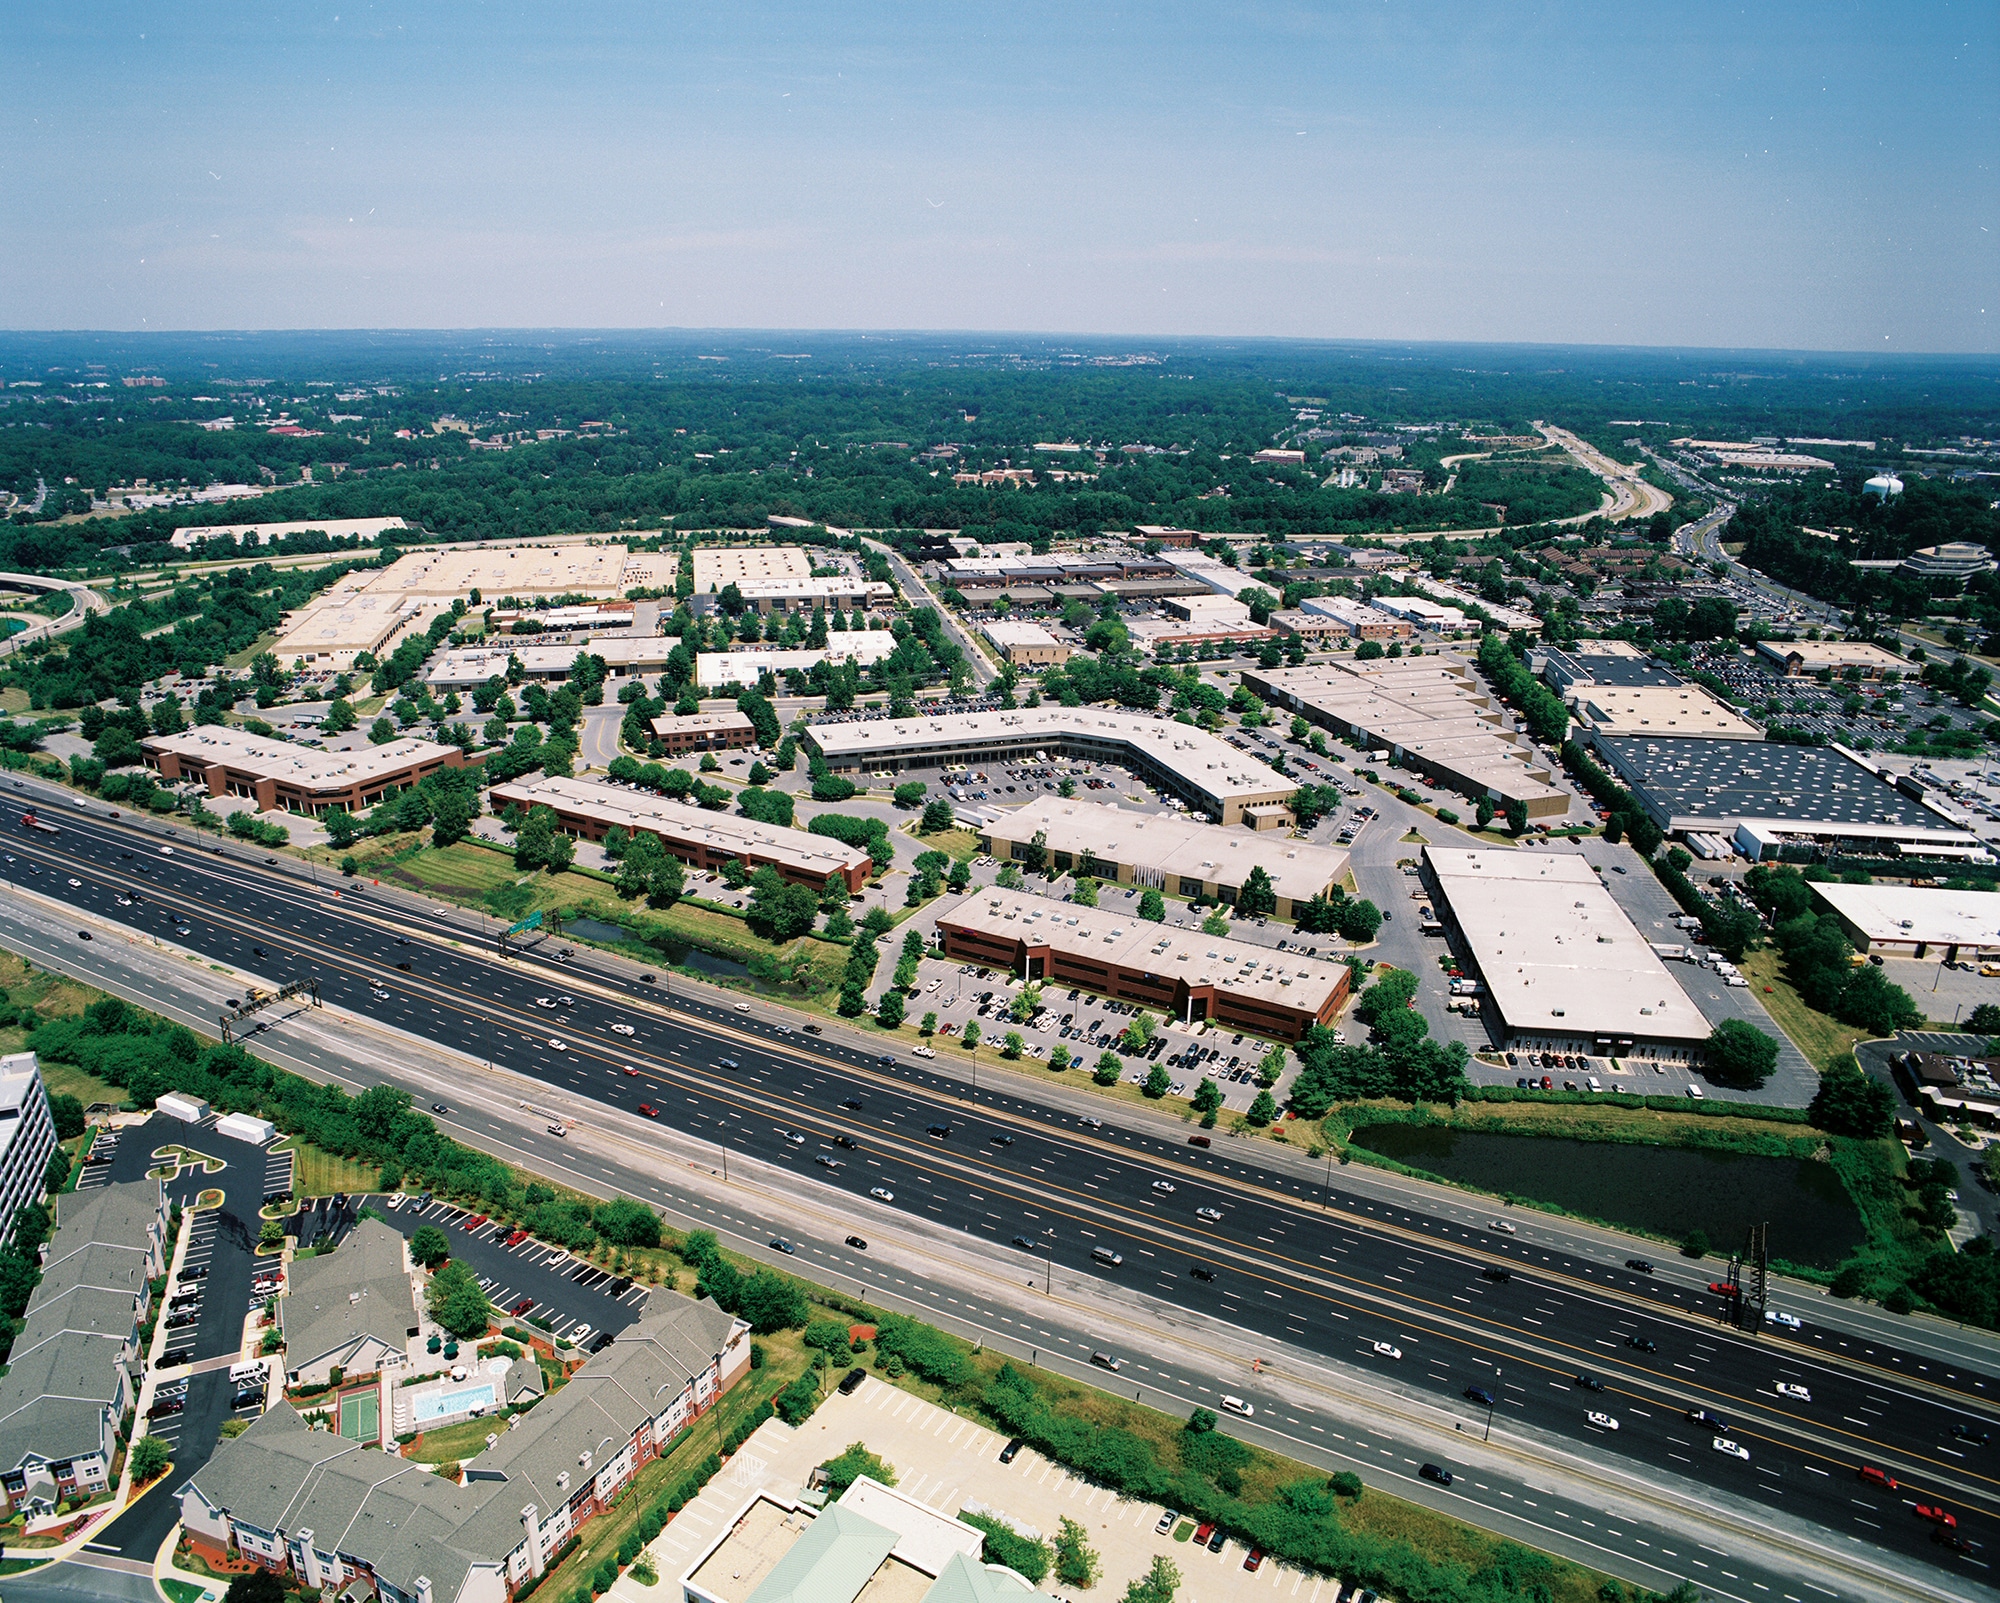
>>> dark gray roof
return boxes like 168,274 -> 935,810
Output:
1541,649 -> 1685,691
280,1219 -> 417,1370
191,1296 -> 746,1599
1595,735 -> 1954,831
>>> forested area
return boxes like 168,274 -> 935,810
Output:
4,332 -> 1989,576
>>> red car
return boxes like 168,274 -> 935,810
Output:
504,1228 -> 528,1246
1859,1465 -> 1898,1491
1708,1281 -> 1742,1298
1242,1550 -> 1264,1574
1915,1504 -> 1958,1530
1540,1075 -> 1553,1090
466,1214 -> 488,1228
1193,1522 -> 1215,1545
624,1066 -> 641,1077
639,1103 -> 659,1118
512,1297 -> 535,1316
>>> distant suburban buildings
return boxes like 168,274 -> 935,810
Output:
169,517 -> 410,551
0,1180 -> 168,1518
696,631 -> 897,689
1296,595 -> 1413,641
142,727 -> 464,817
647,709 -> 757,757
690,545 -> 891,615
979,620 -> 1071,667
1752,640 -> 1907,679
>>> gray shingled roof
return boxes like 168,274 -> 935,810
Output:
192,1296 -> 745,1597
280,1219 -> 417,1373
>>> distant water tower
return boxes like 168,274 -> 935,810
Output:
1863,472 -> 1903,499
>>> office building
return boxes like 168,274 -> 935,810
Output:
648,710 -> 757,756
1753,640 -> 1907,679
490,776 -> 871,893
980,621 -> 1071,667
1807,882 -> 2000,960
1419,848 -> 1710,1060
975,795 -> 1347,919
1296,595 -> 1413,640
143,727 -> 464,817
0,1054 -> 56,1249
805,708 -> 1297,826
696,630 -> 898,690
934,891 -> 1350,1041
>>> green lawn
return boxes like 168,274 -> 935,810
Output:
278,1136 -> 385,1198
1739,949 -> 1865,1069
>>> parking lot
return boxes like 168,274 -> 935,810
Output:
364,1193 -> 653,1348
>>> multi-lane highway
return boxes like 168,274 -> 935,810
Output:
2,783 -> 1997,1591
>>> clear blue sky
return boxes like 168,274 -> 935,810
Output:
3,1 -> 1993,351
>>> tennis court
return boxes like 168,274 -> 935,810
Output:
339,1389 -> 379,1440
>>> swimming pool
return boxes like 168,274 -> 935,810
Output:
412,1380 -> 498,1424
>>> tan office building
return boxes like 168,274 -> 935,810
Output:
142,728 -> 463,816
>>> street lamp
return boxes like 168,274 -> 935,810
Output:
1484,1365 -> 1500,1442
1042,1226 -> 1055,1295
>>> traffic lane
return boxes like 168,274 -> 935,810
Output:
371,1193 -> 651,1343
14,900 -> 1978,1601
19,819 -> 2000,1479
826,1145 -> 2000,1560
666,1163 -> 1905,1603
25,823 -> 2000,1478
27,821 -> 2000,1457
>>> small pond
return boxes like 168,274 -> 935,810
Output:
1348,1123 -> 1863,1268
562,918 -> 752,980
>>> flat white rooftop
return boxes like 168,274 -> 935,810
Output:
1423,847 -> 1710,1045
697,631 -> 898,687
1808,882 -> 2000,949
1573,685 -> 1762,740
691,547 -> 817,587
979,620 -> 1064,648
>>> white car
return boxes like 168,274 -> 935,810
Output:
1152,1180 -> 1177,1194
735,1002 -> 751,1013
1371,1341 -> 1402,1360
1195,1206 -> 1223,1222
913,1045 -> 936,1058
611,1023 -> 636,1036
1587,1411 -> 1618,1432
1765,1310 -> 1803,1330
66,877 -> 81,888
1487,1218 -> 1516,1235
1774,1382 -> 1812,1402
870,1186 -> 894,1202
547,1038 -> 567,1051
535,997 -> 557,1009
1712,1437 -> 1749,1461
1220,1395 -> 1254,1417
568,1324 -> 592,1346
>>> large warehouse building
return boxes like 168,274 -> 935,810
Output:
490,775 -> 870,893
1588,736 -> 1985,861
142,728 -> 464,816
1806,882 -> 2000,961
805,707 -> 1297,825
1420,847 -> 1711,1061
975,795 -> 1348,919
1244,658 -> 1570,819
935,892 -> 1350,1040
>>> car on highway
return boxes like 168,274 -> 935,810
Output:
1574,1374 -> 1603,1392
1151,1179 -> 1176,1193
1090,1351 -> 1121,1371
638,1104 -> 659,1118
1950,1421 -> 1991,1446
1625,1335 -> 1657,1352
1418,1463 -> 1453,1486
803,1023 -> 822,1034
1624,1258 -> 1654,1273
735,1002 -> 751,1013
1194,1205 -> 1223,1221
76,930 -> 91,941
1858,1464 -> 1898,1489
1463,1386 -> 1494,1407
432,1102 -> 449,1114
926,1123 -> 951,1137
1486,1218 -> 1514,1234
534,997 -> 557,1009
870,1186 -> 894,1202
1371,1341 -> 1402,1359
1479,1266 -> 1511,1282
717,1057 -> 739,1070
1220,1395 -> 1253,1417
989,1133 -> 1014,1147
769,1238 -> 796,1254
784,1131 -> 807,1146
546,1037 -> 567,1051
1915,1504 -> 1957,1529
1189,1264 -> 1216,1281
814,1155 -> 841,1169
1586,1411 -> 1618,1431
1774,1382 -> 1811,1402
845,1235 -> 868,1250
66,877 -> 81,888
1706,1280 -> 1741,1298
611,1023 -> 636,1036
1712,1437 -> 1749,1461
1765,1309 -> 1803,1330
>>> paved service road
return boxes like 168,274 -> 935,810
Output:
2,787 -> 1996,1596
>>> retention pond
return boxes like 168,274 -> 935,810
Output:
1347,1123 -> 1863,1268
